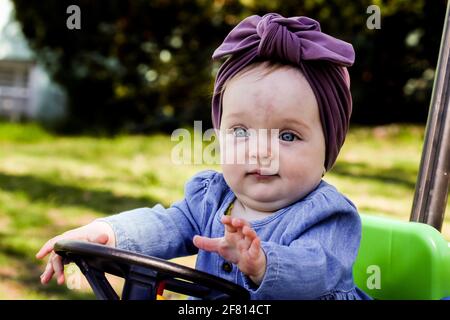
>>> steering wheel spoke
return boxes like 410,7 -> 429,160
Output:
77,259 -> 119,300
121,265 -> 160,300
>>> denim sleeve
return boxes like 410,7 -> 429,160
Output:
239,202 -> 361,300
95,170 -> 216,259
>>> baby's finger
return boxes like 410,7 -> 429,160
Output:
51,254 -> 65,285
243,225 -> 257,241
221,216 -> 238,233
248,237 -> 262,260
231,218 -> 251,229
221,215 -> 232,225
35,236 -> 62,259
224,218 -> 250,244
235,226 -> 256,251
40,260 -> 55,285
193,235 -> 222,253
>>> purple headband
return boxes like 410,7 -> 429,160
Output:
211,13 -> 355,171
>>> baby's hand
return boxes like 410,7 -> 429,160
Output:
35,221 -> 116,285
193,216 -> 266,285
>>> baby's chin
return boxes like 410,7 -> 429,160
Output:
236,181 -> 319,212
237,191 -> 294,212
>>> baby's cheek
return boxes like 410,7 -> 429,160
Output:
221,163 -> 242,187
280,155 -> 313,183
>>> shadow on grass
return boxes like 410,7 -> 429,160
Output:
0,233 -> 95,300
331,161 -> 418,190
0,172 -> 164,215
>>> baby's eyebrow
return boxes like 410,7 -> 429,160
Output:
225,111 -> 247,119
223,112 -> 310,131
277,118 -> 310,130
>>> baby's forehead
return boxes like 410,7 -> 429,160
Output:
227,62 -> 305,86
225,63 -> 311,99
222,62 -> 318,119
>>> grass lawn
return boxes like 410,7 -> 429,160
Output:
0,121 -> 449,299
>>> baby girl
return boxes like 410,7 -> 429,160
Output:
37,13 -> 371,300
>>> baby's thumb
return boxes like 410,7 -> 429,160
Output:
193,235 -> 220,252
87,233 -> 109,245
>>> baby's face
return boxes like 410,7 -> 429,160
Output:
219,64 -> 326,212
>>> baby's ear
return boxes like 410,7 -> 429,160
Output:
342,67 -> 351,89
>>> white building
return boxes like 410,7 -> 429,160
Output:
0,0 -> 66,123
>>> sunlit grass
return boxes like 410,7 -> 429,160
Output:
0,121 -> 448,299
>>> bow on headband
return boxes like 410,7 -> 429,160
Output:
211,13 -> 355,171
213,14 -> 354,66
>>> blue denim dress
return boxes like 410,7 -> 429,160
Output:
96,169 -> 371,300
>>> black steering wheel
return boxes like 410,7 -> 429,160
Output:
54,240 -> 250,300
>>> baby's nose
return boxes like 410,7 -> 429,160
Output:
248,130 -> 276,163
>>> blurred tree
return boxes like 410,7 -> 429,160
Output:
10,0 -> 241,134
10,0 -> 448,134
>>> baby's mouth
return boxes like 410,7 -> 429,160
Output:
246,169 -> 279,180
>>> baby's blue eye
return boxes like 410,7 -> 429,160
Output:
233,127 -> 249,138
279,131 -> 298,142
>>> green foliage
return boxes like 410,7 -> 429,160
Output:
9,0 -> 448,133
